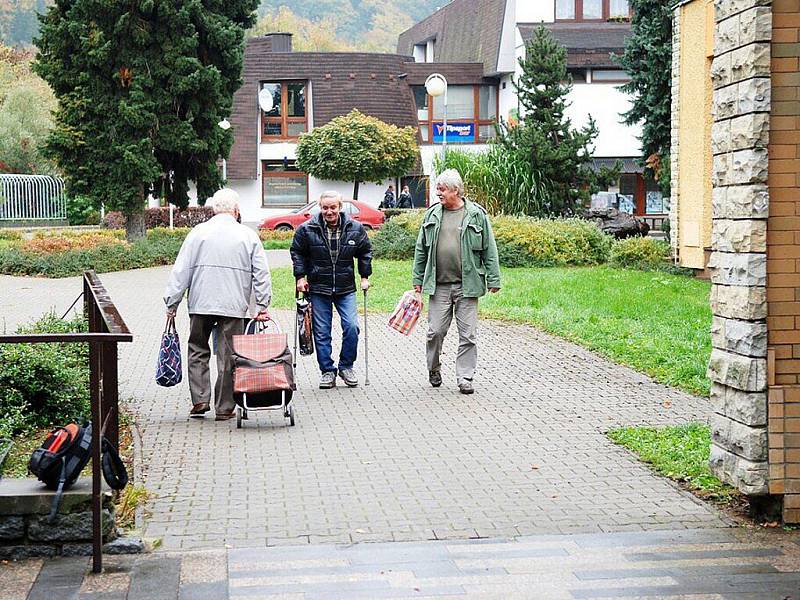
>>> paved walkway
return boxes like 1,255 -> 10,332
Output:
7,528 -> 800,599
1,258 -> 728,551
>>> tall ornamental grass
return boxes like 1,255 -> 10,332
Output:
434,147 -> 549,216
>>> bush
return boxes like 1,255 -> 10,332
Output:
492,217 -> 612,268
0,312 -> 89,435
0,227 -> 188,277
610,237 -> 671,270
371,211 -> 613,267
22,232 -> 126,254
102,206 -> 214,229
370,219 -> 417,260
67,195 -> 101,226
0,229 -> 22,241
258,229 -> 295,242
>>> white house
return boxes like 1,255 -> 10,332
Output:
193,0 -> 655,226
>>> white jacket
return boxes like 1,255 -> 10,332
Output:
163,214 -> 271,317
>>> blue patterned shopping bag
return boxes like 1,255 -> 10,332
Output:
155,315 -> 182,387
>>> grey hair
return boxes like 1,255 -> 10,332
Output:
318,190 -> 342,204
210,188 -> 240,214
436,169 -> 464,196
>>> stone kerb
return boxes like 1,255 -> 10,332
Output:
708,0 -> 771,496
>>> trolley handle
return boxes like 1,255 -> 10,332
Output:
245,317 -> 281,335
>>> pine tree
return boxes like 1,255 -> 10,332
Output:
616,0 -> 672,194
34,0 -> 258,240
497,26 -> 613,216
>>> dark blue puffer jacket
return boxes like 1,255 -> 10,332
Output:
290,212 -> 373,296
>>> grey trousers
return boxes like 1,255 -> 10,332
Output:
426,283 -> 479,383
187,315 -> 244,414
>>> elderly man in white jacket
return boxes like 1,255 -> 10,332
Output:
164,188 -> 272,421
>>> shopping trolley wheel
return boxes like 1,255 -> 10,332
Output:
287,404 -> 295,427
236,407 -> 243,429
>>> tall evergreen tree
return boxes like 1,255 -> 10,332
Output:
616,0 -> 672,194
497,26 -> 613,216
34,0 -> 258,239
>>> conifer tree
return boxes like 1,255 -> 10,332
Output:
616,0 -> 672,194
497,26 -> 612,216
34,0 -> 258,239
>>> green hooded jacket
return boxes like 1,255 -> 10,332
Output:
412,199 -> 501,298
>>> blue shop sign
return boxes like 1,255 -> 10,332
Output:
432,122 -> 475,143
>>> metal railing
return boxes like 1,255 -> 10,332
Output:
0,271 -> 133,572
0,174 -> 66,221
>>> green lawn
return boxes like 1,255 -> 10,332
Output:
268,261 -> 712,397
608,424 -> 736,501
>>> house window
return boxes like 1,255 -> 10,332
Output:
555,0 -> 630,21
591,69 -> 631,83
261,81 -> 307,141
262,161 -> 308,208
414,84 -> 498,144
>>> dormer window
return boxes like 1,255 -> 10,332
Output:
555,0 -> 630,21
413,39 -> 435,63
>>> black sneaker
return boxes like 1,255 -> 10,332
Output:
458,380 -> 474,395
429,370 -> 442,387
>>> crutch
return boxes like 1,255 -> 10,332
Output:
363,288 -> 370,386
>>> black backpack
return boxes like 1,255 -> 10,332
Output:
29,421 -> 128,522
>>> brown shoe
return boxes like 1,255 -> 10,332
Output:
189,403 -> 210,417
214,411 -> 236,421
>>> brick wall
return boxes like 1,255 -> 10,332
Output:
768,0 -> 800,523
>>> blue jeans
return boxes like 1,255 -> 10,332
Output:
310,292 -> 359,374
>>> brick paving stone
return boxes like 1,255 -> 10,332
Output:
2,260 -> 727,551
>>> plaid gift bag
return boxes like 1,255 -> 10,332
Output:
388,290 -> 423,336
155,315 -> 182,387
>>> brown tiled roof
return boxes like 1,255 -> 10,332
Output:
403,62 -> 499,86
518,22 -> 631,68
396,0 -> 508,76
228,37 -> 420,180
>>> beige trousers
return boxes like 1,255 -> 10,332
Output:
187,315 -> 244,414
426,283 -> 479,383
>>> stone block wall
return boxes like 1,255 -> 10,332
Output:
708,0 -> 772,496
0,479 -> 116,559
670,6 -> 682,260
766,0 -> 800,522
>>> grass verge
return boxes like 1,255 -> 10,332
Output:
268,261 -> 712,396
607,423 -> 738,503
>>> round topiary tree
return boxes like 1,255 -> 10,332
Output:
295,109 -> 418,200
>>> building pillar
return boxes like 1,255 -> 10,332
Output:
707,0 -> 771,496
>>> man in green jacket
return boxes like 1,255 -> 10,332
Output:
412,169 -> 501,394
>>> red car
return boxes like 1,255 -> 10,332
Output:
258,200 -> 385,231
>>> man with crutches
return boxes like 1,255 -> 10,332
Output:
290,191 -> 373,389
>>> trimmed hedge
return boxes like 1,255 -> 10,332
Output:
103,206 -> 214,229
372,210 -> 613,268
0,312 -> 89,437
0,228 -> 189,277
